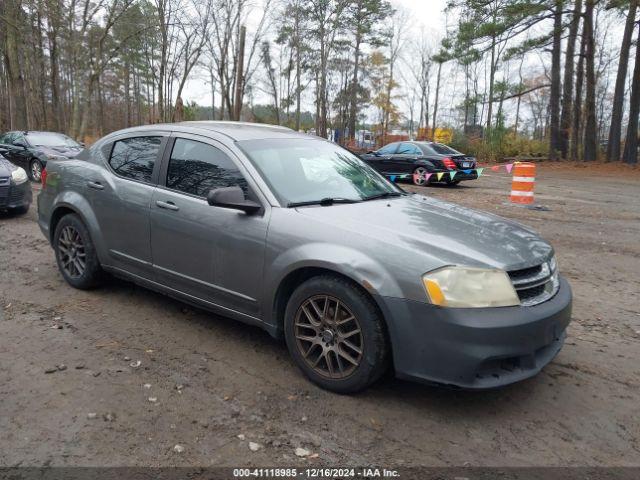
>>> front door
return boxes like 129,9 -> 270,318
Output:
3,132 -> 31,172
150,134 -> 269,319
86,133 -> 168,278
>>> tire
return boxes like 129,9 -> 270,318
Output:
30,159 -> 43,182
412,166 -> 429,186
284,275 -> 389,393
53,213 -> 103,289
447,180 -> 461,186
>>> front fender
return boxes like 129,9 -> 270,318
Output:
263,242 -> 403,324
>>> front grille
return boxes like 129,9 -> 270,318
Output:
0,183 -> 9,206
508,260 -> 559,306
9,187 -> 24,202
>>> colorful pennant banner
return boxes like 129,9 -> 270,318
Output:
386,163 -> 508,183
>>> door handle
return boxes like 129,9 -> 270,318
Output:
87,181 -> 104,190
155,200 -> 179,211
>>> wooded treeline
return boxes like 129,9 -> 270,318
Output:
0,0 -> 638,163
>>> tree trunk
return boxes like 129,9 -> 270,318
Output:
432,61 -> 442,141
485,35 -> 496,138
233,25 -> 246,121
3,0 -> 29,129
571,18 -> 587,161
347,26 -> 362,140
622,21 -> 640,165
124,59 -> 131,128
559,0 -> 582,159
583,0 -> 597,161
607,0 -> 638,161
548,0 -> 563,160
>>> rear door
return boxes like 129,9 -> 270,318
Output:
87,132 -> 168,278
388,143 -> 422,174
150,133 -> 269,319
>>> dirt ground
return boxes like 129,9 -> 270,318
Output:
0,164 -> 639,468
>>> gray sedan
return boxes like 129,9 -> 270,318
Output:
37,122 -> 572,393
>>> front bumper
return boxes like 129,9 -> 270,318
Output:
375,276 -> 572,389
0,180 -> 32,210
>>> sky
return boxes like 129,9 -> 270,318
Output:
181,0 -> 449,110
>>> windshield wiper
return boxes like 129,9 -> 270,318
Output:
361,191 -> 403,202
287,197 -> 360,208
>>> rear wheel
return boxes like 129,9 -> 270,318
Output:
53,214 -> 103,289
284,275 -> 389,393
30,159 -> 43,182
412,166 -> 429,186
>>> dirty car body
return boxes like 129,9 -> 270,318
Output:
37,122 -> 572,391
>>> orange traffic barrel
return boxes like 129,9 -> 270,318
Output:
510,162 -> 536,205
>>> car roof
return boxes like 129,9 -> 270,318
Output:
105,121 -> 311,142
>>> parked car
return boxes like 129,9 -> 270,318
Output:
0,131 -> 83,182
0,152 -> 32,214
359,141 -> 478,186
37,122 -> 572,393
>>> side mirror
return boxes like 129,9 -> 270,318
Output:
14,140 -> 28,149
206,186 -> 261,214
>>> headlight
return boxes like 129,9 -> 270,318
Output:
422,266 -> 520,308
11,167 -> 28,184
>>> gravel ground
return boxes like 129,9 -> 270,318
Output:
0,164 -> 639,467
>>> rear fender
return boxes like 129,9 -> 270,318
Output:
50,191 -> 107,262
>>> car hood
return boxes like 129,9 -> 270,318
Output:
295,194 -> 553,271
0,156 -> 16,177
35,145 -> 83,158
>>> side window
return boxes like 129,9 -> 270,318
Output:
166,138 -> 248,197
13,133 -> 26,146
109,136 -> 162,183
397,143 -> 420,155
2,132 -> 18,144
378,143 -> 398,155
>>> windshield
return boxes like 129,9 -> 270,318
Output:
238,137 -> 402,206
26,132 -> 80,148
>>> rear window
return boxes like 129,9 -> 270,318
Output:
427,143 -> 462,155
109,136 -> 162,183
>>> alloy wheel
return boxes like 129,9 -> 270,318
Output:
413,167 -> 427,186
58,225 -> 86,278
31,161 -> 42,181
294,295 -> 364,379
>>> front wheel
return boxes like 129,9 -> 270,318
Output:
30,159 -> 43,182
53,213 -> 103,289
284,275 -> 389,393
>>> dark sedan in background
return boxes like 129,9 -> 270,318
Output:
0,131 -> 83,182
359,141 -> 478,186
0,153 -> 32,214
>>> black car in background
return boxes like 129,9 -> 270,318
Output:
0,131 -> 83,182
359,141 -> 478,186
0,153 -> 32,214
